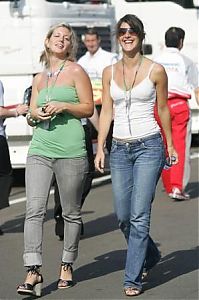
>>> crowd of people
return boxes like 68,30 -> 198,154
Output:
0,13 -> 198,298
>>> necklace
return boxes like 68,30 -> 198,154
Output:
122,55 -> 143,95
47,70 -> 61,78
46,60 -> 67,103
43,60 -> 67,130
122,55 -> 143,134
47,61 -> 66,78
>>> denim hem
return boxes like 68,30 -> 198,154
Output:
62,250 -> 78,263
23,252 -> 42,267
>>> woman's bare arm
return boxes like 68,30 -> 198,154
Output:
153,63 -> 178,163
95,66 -> 113,172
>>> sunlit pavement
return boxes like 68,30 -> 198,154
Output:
0,148 -> 198,299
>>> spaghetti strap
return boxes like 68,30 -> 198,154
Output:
147,63 -> 155,78
111,63 -> 114,81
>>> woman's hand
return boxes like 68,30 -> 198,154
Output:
94,148 -> 105,173
167,145 -> 178,165
43,101 -> 65,115
34,107 -> 52,121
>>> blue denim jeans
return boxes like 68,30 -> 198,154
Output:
23,155 -> 88,267
110,133 -> 165,290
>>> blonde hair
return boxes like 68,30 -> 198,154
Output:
40,23 -> 78,68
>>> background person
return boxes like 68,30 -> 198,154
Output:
53,27 -> 118,240
155,27 -> 199,201
17,23 -> 93,296
78,27 -> 118,152
0,80 -> 28,235
95,14 -> 178,296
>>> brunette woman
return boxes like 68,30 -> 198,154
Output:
95,14 -> 178,296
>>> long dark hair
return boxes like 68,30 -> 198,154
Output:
116,14 -> 145,53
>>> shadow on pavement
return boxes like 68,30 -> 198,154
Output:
82,213 -> 118,239
15,248 -> 125,298
40,250 -> 126,297
1,208 -> 118,240
187,181 -> 199,199
1,208 -> 54,234
1,213 -> 25,233
74,249 -> 126,282
22,246 -> 198,296
143,246 -> 199,291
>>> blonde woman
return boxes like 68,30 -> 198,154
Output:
17,23 -> 93,296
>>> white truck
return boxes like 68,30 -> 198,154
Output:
0,0 -> 116,168
0,0 -> 198,169
112,0 -> 199,135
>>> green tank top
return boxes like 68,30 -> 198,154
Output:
28,86 -> 86,158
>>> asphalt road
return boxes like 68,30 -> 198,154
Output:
0,148 -> 198,300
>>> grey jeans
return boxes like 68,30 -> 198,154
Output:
23,155 -> 88,267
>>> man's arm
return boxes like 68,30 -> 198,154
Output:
0,81 -> 28,118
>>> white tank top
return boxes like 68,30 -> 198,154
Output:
110,62 -> 160,140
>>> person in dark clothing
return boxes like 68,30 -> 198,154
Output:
0,80 -> 28,235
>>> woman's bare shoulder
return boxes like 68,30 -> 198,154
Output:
66,61 -> 85,74
142,56 -> 163,70
143,57 -> 165,77
151,62 -> 167,84
34,72 -> 43,82
33,72 -> 47,90
103,61 -> 119,78
103,64 -> 112,74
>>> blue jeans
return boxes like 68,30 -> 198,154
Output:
110,133 -> 165,290
23,155 -> 88,267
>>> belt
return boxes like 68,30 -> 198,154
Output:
112,132 -> 161,144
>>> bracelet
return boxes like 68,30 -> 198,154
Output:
26,112 -> 40,127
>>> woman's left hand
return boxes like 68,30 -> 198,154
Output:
167,146 -> 178,165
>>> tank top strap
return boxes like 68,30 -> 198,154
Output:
111,63 -> 114,81
147,62 -> 155,78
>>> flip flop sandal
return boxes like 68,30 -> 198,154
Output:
124,287 -> 141,297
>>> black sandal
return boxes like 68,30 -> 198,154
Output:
57,262 -> 74,289
142,270 -> 149,280
17,266 -> 43,297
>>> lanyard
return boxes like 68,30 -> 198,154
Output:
45,60 -> 66,103
122,56 -> 143,135
42,60 -> 66,130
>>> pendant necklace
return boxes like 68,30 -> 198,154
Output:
43,59 -> 67,130
122,55 -> 143,135
46,60 -> 67,103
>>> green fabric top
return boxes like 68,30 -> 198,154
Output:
28,86 -> 86,158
